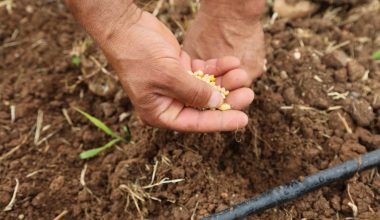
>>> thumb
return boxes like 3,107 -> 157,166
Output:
166,65 -> 224,108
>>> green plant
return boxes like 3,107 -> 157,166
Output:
71,55 -> 81,66
373,49 -> 380,60
75,108 -> 131,159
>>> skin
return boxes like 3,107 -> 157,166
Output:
65,0 -> 265,132
184,0 -> 266,82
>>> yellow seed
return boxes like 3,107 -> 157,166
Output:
209,75 -> 216,82
218,103 -> 231,111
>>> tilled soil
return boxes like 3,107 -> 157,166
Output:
1,0 -> 380,219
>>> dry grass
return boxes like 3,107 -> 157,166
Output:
3,178 -> 19,212
0,130 -> 32,162
118,160 -> 185,219
0,0 -> 13,14
347,184 -> 358,217
34,110 -> 44,145
52,210 -> 69,220
337,112 -> 353,134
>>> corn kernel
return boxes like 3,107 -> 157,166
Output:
209,75 -> 216,82
218,103 -> 231,111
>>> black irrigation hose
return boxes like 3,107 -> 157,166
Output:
203,149 -> 380,220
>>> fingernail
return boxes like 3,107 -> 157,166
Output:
207,90 -> 223,108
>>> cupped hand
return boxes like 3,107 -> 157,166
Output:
98,9 -> 254,132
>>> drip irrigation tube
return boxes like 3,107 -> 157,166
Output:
203,149 -> 380,220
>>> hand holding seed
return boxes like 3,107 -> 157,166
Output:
188,70 -> 231,111
67,5 -> 254,132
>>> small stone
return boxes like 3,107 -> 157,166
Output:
349,99 -> 374,126
100,102 -> 116,117
221,192 -> 229,200
323,50 -> 350,68
347,60 -> 365,82
49,175 -> 65,191
334,68 -> 348,82
372,92 -> 380,109
293,50 -> 302,60
25,5 -> 34,13
274,0 -> 319,19
280,70 -> 288,79
87,74 -> 118,97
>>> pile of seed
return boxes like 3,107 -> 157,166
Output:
188,70 -> 231,111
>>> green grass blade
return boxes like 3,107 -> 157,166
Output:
75,108 -> 116,138
80,138 -> 121,159
373,49 -> 380,60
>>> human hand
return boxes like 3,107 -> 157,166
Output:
184,0 -> 266,82
83,8 -> 255,132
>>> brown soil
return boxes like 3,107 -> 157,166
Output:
1,0 -> 380,219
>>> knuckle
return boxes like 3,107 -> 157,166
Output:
151,60 -> 180,90
161,72 -> 178,87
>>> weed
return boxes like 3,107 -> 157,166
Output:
373,49 -> 380,60
75,108 -> 130,159
69,38 -> 92,66
71,55 -> 81,66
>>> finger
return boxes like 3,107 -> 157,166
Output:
161,61 -> 223,108
191,56 -> 240,76
160,107 -> 249,132
179,51 -> 192,71
203,56 -> 241,76
225,88 -> 255,110
217,69 -> 251,90
191,59 -> 206,72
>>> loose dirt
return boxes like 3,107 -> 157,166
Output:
1,0 -> 380,219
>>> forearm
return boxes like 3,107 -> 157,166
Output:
65,0 -> 140,44
200,0 -> 265,19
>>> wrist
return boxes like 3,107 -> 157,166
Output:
65,0 -> 141,46
200,0 -> 265,20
